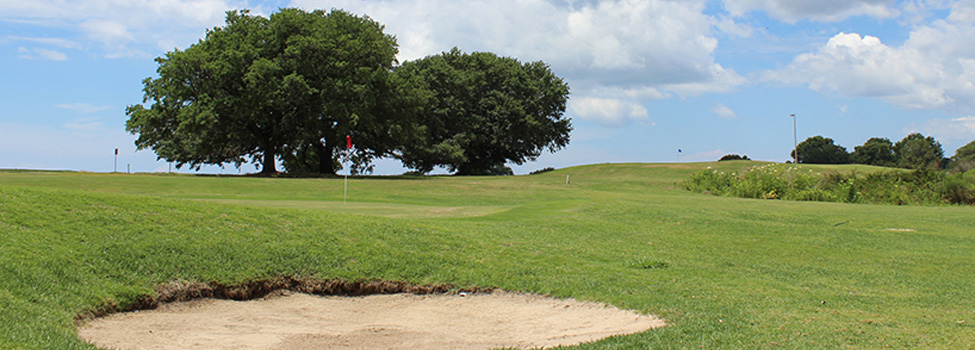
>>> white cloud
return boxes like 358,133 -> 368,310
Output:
16,46 -> 67,60
712,15 -> 755,37
763,17 -> 975,114
292,0 -> 745,100
0,1 -> 257,58
81,20 -> 135,42
56,103 -> 111,114
711,103 -> 737,119
723,0 -> 899,22
909,116 -> 975,142
7,36 -> 83,49
570,97 -> 650,127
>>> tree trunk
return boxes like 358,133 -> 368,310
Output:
456,163 -> 473,176
261,149 -> 277,175
316,141 -> 336,175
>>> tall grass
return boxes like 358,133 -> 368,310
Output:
681,164 -> 975,205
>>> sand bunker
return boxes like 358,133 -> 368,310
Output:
79,291 -> 665,350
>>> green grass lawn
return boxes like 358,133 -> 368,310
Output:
2,162 -> 974,349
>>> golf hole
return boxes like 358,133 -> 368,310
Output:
78,279 -> 666,350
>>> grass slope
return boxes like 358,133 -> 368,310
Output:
1,162 -> 974,349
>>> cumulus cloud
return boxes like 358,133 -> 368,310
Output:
570,97 -> 651,127
763,5 -> 975,115
711,103 -> 737,119
293,0 -> 745,101
723,0 -> 899,22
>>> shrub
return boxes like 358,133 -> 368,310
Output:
942,172 -> 975,205
681,165 -> 974,206
719,154 -> 750,161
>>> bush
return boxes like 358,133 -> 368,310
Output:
942,172 -> 975,205
681,165 -> 974,206
719,154 -> 750,161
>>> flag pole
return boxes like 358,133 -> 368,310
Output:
344,135 -> 352,203
342,155 -> 352,203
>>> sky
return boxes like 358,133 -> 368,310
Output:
2,0 -> 975,175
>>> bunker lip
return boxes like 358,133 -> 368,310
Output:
77,278 -> 666,350
75,277 -> 492,324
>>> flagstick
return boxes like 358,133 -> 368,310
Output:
343,135 -> 353,203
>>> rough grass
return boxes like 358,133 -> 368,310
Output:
2,162 -> 975,349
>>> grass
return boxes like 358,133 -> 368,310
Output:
1,161 -> 974,349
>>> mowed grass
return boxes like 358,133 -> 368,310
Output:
1,162 -> 974,349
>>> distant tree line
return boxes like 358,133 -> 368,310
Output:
125,9 -> 571,176
789,133 -> 975,172
719,154 -> 750,161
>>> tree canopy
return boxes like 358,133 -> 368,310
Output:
792,136 -> 850,164
950,140 -> 975,172
894,133 -> 944,169
393,48 -> 572,175
852,137 -> 896,167
125,9 -> 404,175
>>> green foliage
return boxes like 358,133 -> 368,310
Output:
791,136 -> 850,164
126,9 -> 404,175
894,132 -> 944,169
718,154 -> 749,161
683,164 -> 975,206
852,137 -> 896,167
942,171 -> 975,205
394,48 -> 572,175
951,140 -> 975,173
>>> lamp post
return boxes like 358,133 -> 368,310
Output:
790,114 -> 798,164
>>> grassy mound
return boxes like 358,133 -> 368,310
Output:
2,163 -> 974,348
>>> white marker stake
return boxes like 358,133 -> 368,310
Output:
344,157 -> 348,203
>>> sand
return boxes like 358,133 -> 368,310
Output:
78,291 -> 665,350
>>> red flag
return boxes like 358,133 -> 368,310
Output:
346,135 -> 352,149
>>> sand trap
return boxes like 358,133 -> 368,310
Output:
79,291 -> 665,350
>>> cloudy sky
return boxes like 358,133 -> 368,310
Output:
2,0 -> 975,174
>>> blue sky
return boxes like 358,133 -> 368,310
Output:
2,0 -> 974,175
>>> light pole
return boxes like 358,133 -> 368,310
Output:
790,114 -> 798,164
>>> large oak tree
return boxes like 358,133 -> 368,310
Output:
125,9 -> 403,175
394,48 -> 572,175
